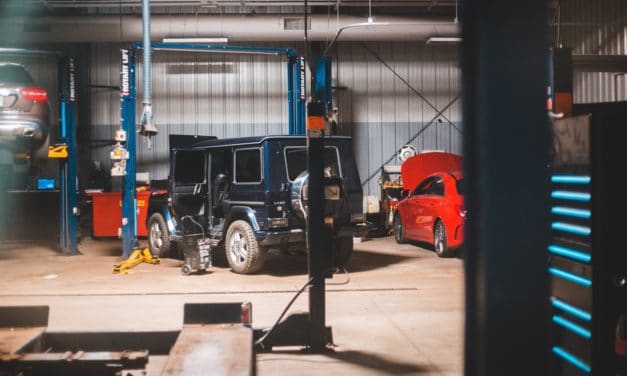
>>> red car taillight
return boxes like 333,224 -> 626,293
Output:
389,198 -> 398,210
22,87 -> 48,103
456,204 -> 467,218
617,315 -> 627,357
241,302 -> 252,326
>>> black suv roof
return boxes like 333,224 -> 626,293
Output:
191,135 -> 352,150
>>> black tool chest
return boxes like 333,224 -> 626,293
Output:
549,102 -> 627,375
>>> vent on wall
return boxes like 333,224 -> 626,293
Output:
23,24 -> 51,32
283,18 -> 311,30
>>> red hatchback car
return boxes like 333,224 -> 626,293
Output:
393,171 -> 465,257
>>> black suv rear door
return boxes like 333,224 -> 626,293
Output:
170,149 -> 207,232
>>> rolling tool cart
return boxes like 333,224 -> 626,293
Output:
180,216 -> 212,276
549,102 -> 627,375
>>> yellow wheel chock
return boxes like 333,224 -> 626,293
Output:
113,248 -> 160,274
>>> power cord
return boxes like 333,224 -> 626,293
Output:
254,276 -> 314,349
327,266 -> 350,286
254,266 -> 351,349
181,215 -> 205,237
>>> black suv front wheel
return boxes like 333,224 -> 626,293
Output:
225,220 -> 266,274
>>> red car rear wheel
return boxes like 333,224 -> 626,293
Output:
393,213 -> 407,244
434,221 -> 455,258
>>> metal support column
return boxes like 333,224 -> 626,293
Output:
120,49 -> 137,258
306,101 -> 328,350
59,56 -> 79,254
461,0 -> 550,375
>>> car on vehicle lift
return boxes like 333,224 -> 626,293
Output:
0,63 -> 50,164
146,135 -> 366,274
394,171 -> 465,257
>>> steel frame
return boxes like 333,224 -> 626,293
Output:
0,303 -> 252,376
120,42 -> 306,257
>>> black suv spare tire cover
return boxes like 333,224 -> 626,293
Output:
291,171 -> 308,219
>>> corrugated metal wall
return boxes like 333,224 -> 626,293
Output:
91,42 -> 291,181
89,42 -> 462,196
336,43 -> 461,195
559,0 -> 626,103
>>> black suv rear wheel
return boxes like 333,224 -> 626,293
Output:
225,220 -> 266,274
147,213 -> 172,257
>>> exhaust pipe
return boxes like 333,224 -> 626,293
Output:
139,0 -> 158,144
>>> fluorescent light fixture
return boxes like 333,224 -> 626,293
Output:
162,37 -> 229,44
426,36 -> 462,45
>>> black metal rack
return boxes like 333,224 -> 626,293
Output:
549,102 -> 627,375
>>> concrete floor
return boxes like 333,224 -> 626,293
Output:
0,236 -> 464,375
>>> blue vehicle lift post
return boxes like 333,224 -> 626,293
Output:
58,56 -> 79,254
119,42 -> 306,257
119,49 -> 137,258
0,48 -> 79,254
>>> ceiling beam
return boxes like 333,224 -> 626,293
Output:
5,0 -> 458,9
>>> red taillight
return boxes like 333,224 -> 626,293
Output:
389,198 -> 398,210
241,302 -> 252,326
22,87 -> 48,103
617,315 -> 627,357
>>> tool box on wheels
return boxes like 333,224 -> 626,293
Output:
548,102 -> 627,375
180,217 -> 212,276
181,236 -> 212,276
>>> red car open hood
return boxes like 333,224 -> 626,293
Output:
400,152 -> 462,192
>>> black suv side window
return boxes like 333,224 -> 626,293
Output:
210,149 -> 232,180
234,148 -> 262,184
284,146 -> 341,181
174,151 -> 205,184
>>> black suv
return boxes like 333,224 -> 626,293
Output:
146,135 -> 366,274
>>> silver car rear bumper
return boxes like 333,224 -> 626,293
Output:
0,119 -> 45,140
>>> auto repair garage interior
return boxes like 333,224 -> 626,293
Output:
0,0 -> 625,375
